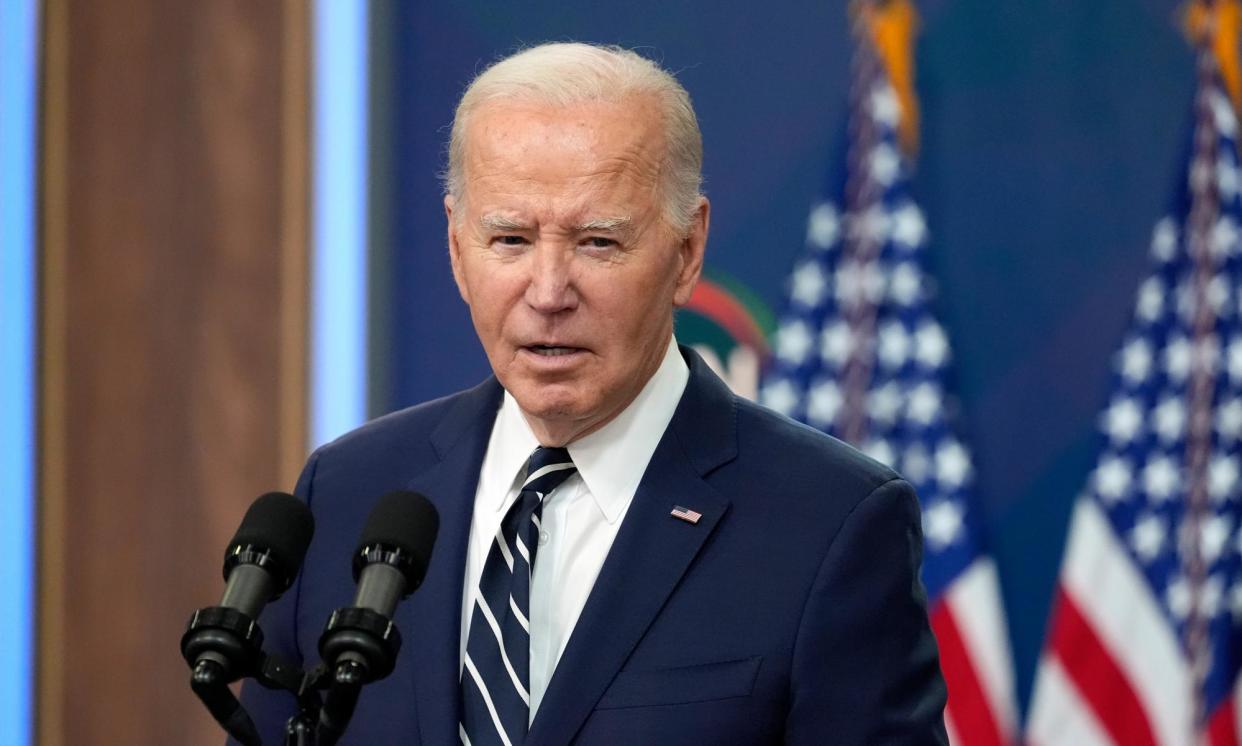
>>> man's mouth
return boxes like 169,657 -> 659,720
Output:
527,345 -> 582,357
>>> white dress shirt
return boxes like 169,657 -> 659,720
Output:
460,336 -> 689,719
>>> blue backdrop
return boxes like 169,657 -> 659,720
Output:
368,0 -> 1194,717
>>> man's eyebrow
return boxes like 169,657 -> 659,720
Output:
573,217 -> 632,232
479,214 -> 529,231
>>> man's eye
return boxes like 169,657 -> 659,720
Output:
495,235 -> 526,246
584,237 -> 616,249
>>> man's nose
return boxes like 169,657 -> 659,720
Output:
524,242 -> 578,313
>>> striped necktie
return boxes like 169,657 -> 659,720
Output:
460,446 -> 577,746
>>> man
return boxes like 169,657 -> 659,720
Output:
240,42 -> 947,744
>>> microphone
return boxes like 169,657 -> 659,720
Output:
219,491 -> 317,619
181,492 -> 314,746
319,490 -> 439,681
315,491 -> 438,745
352,489 -> 439,616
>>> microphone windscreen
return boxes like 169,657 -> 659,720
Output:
354,491 -> 439,590
227,491 -> 315,588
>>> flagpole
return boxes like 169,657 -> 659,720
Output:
1182,1 -> 1230,729
839,8 -> 887,446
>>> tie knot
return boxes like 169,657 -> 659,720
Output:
522,446 -> 577,496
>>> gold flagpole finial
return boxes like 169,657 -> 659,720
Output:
851,0 -> 921,156
1184,0 -> 1242,113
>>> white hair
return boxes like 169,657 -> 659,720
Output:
445,42 -> 704,233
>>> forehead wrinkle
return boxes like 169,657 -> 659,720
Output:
465,126 -> 662,189
460,102 -> 669,232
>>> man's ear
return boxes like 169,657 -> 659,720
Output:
445,195 -> 471,304
672,196 -> 710,307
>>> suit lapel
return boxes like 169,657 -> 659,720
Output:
527,348 -> 738,744
403,378 -> 502,746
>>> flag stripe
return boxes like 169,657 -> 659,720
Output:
1028,657 -> 1114,746
1210,698 -> 1241,746
1049,588 -> 1158,746
929,600 -> 1005,746
943,710 -> 960,746
944,558 -> 1017,733
1058,499 -> 1193,744
1236,683 -> 1242,742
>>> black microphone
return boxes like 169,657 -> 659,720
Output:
352,489 -> 440,616
181,492 -> 314,746
219,491 -> 317,619
316,491 -> 438,745
319,490 -> 439,680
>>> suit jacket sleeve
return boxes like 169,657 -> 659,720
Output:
785,477 -> 948,745
229,450 -> 322,745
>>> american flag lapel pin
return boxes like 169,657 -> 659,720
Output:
670,505 -> 702,524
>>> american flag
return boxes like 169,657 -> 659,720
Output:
1027,13 -> 1242,745
670,505 -> 703,524
758,3 -> 1017,743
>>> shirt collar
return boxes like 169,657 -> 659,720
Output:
486,336 -> 689,522
484,390 -> 542,513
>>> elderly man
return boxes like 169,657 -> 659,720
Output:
240,42 -> 947,745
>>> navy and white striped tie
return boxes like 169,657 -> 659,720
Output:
460,446 -> 577,746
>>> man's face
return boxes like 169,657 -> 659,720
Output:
446,96 -> 708,445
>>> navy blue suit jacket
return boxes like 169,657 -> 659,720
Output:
238,348 -> 947,744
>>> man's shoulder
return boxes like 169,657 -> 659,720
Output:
309,378 -> 501,474
727,394 -> 902,503
673,349 -> 901,509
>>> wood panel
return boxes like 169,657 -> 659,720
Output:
40,1 -> 309,743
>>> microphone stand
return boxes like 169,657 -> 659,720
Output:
183,604 -> 396,746
291,604 -> 403,746
284,660 -> 364,746
281,663 -> 325,746
182,605 -> 304,746
182,606 -> 268,746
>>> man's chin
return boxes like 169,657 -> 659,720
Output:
506,384 -> 600,434
511,394 -> 586,423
